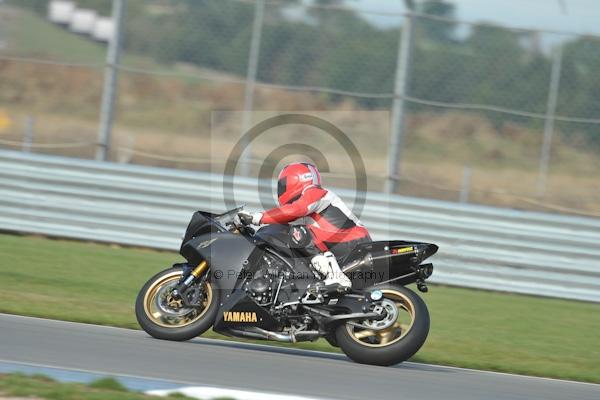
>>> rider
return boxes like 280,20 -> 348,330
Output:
236,162 -> 371,291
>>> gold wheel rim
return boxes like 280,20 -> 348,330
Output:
143,271 -> 213,328
346,289 -> 416,348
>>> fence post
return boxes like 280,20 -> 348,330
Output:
22,115 -> 34,153
459,165 -> 472,204
239,0 -> 265,176
96,0 -> 126,161
537,45 -> 563,196
385,0 -> 415,194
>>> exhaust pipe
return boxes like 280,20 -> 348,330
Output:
342,253 -> 373,274
228,327 -> 320,343
342,246 -> 429,275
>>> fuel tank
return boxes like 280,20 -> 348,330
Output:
251,224 -> 293,255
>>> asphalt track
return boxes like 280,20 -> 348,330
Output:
0,314 -> 598,400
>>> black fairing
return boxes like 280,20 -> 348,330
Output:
179,211 -> 218,252
180,231 -> 259,292
213,290 -> 280,331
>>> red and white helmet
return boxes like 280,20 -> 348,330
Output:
277,162 -> 322,205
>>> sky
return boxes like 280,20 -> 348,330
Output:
354,0 -> 600,38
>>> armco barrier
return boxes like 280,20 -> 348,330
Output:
0,149 -> 599,302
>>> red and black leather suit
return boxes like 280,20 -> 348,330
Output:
258,163 -> 371,261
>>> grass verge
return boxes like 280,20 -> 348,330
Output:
0,374 -> 196,400
0,233 -> 598,383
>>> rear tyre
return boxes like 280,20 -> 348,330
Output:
336,285 -> 429,366
135,267 -> 219,341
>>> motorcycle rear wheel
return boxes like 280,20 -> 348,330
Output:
135,266 -> 219,341
335,285 -> 429,366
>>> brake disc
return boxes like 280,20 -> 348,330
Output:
155,284 -> 194,317
362,299 -> 399,331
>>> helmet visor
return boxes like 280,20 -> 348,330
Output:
277,177 -> 287,199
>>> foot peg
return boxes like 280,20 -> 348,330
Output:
301,282 -> 349,304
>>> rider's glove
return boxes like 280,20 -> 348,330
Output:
235,211 -> 262,226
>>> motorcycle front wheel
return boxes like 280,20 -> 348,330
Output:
135,266 -> 219,341
335,285 -> 430,366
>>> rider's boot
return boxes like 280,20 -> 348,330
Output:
309,252 -> 352,295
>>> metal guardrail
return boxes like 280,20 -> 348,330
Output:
0,149 -> 599,302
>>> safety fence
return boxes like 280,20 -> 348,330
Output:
1,0 -> 600,216
0,149 -> 599,302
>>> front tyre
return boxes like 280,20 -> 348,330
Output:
135,267 -> 219,341
336,285 -> 429,366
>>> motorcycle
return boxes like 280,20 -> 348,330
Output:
135,207 -> 438,366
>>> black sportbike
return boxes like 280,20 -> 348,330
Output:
135,207 -> 438,366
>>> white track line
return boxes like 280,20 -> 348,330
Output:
148,387 -> 323,400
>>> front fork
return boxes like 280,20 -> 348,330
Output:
172,260 -> 209,301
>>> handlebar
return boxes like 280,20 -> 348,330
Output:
212,205 -> 246,233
